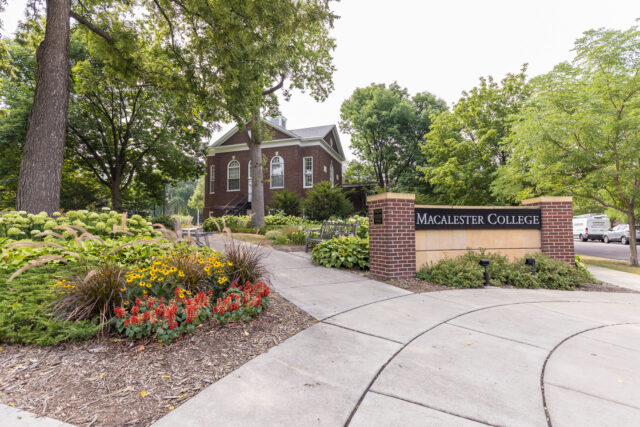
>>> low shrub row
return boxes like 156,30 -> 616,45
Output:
417,251 -> 593,290
311,236 -> 369,270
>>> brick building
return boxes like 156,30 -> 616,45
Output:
204,117 -> 346,218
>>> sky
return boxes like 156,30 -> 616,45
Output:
2,0 -> 640,160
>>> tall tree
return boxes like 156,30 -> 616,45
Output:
506,27 -> 640,265
147,0 -> 337,227
340,83 -> 446,189
419,67 -> 530,205
67,37 -> 207,211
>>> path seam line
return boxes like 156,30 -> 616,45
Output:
321,321 -> 404,345
446,322 -> 549,351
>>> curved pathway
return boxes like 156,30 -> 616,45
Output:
154,245 -> 640,427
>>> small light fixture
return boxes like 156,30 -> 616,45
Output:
479,259 -> 490,287
525,258 -> 536,275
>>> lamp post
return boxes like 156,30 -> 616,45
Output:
525,258 -> 536,275
479,259 -> 490,287
162,179 -> 169,216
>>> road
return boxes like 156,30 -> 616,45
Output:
574,239 -> 637,261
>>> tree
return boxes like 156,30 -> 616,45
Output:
147,0 -> 337,228
343,160 -> 377,184
187,176 -> 204,219
302,181 -> 353,220
66,36 -> 207,211
506,27 -> 640,265
419,67 -> 530,205
340,83 -> 446,189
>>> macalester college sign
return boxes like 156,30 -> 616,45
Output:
415,207 -> 541,230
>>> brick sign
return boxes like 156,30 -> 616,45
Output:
415,208 -> 541,230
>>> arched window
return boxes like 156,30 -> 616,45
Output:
270,156 -> 284,189
227,160 -> 240,191
330,163 -> 334,188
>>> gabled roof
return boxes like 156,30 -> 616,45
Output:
289,125 -> 335,139
209,119 -> 345,162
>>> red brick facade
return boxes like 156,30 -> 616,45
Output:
522,197 -> 575,264
204,122 -> 344,217
367,194 -> 416,280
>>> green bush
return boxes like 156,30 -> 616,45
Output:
303,181 -> 353,221
0,264 -> 101,346
311,236 -> 369,270
274,234 -> 290,245
269,190 -> 302,216
417,251 -> 593,290
0,209 -> 156,239
152,215 -> 175,230
202,215 -> 252,232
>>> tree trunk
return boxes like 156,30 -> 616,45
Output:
249,112 -> 265,228
16,0 -> 70,215
628,209 -> 638,266
110,183 -> 123,211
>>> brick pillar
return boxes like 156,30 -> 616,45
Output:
367,193 -> 416,280
522,196 -> 574,264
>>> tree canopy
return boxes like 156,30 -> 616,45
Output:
419,67 -> 530,205
340,82 -> 446,190
504,27 -> 640,264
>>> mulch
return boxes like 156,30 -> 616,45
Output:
0,292 -> 316,426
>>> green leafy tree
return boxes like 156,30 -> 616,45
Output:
147,0 -> 337,228
188,176 -> 205,221
506,27 -> 640,265
66,36 -> 208,211
340,83 -> 446,190
270,189 -> 301,216
303,181 -> 353,221
420,67 -> 530,205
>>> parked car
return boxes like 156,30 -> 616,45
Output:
603,224 -> 640,245
572,214 -> 610,241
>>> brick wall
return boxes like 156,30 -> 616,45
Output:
367,193 -> 416,280
523,197 -> 575,264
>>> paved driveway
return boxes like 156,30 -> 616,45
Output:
575,240 -> 637,261
154,245 -> 640,427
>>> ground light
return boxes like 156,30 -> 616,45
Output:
479,259 -> 490,287
525,257 -> 536,275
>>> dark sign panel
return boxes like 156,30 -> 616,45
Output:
373,208 -> 383,225
415,208 -> 541,230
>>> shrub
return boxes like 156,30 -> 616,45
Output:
263,213 -> 307,226
274,234 -> 290,245
0,264 -> 101,346
212,281 -> 271,323
51,263 -> 127,329
224,240 -> 269,284
270,190 -> 302,216
417,251 -> 593,290
303,181 -> 353,221
152,215 -> 175,230
202,215 -> 252,232
265,230 -> 280,240
311,236 -> 369,270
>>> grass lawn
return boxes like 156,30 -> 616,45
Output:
230,233 -> 269,245
580,255 -> 640,275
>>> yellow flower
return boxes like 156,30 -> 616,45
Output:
143,290 -> 148,295
124,301 -> 129,306
178,271 -> 185,278
146,283 -> 152,288
228,261 -> 233,266
186,291 -> 192,295
120,287 -> 126,292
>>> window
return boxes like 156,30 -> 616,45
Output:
209,165 -> 215,194
227,160 -> 240,191
303,157 -> 313,188
330,163 -> 334,188
270,156 -> 284,188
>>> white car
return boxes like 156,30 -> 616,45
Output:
603,224 -> 640,245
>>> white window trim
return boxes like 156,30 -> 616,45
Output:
227,160 -> 240,192
209,165 -> 215,194
303,156 -> 313,188
330,163 -> 334,188
270,156 -> 284,189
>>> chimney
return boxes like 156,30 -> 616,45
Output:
268,115 -> 287,129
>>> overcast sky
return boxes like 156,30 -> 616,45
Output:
2,0 -> 639,160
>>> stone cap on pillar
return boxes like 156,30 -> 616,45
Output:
522,196 -> 572,205
367,192 -> 415,202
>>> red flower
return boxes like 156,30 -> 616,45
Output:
131,306 -> 139,315
143,311 -> 151,322
130,315 -> 139,325
114,306 -> 125,318
135,298 -> 142,307
124,318 -> 130,327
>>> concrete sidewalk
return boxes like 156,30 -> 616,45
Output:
153,243 -> 640,427
587,265 -> 640,292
